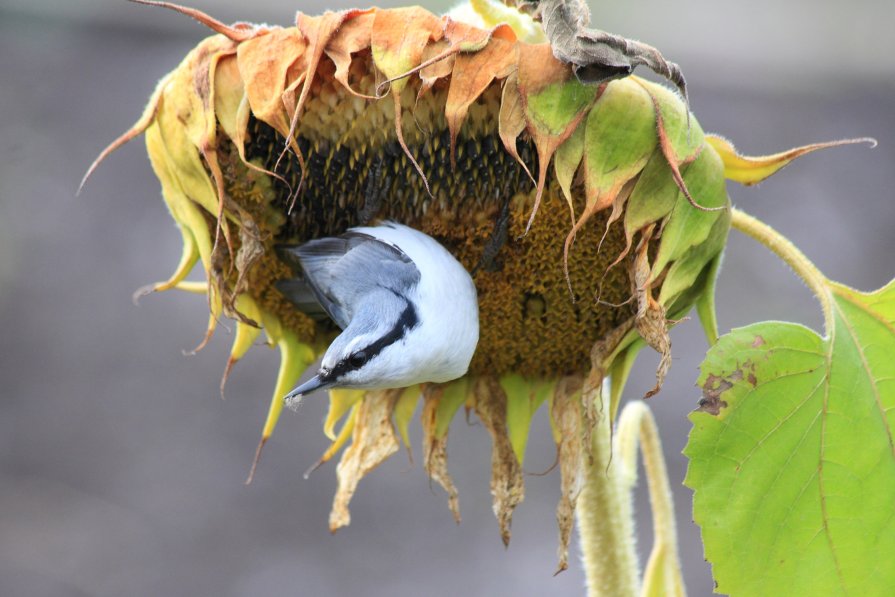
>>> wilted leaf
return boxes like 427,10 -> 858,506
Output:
418,38 -> 454,97
539,0 -> 687,99
551,375 -> 584,573
446,36 -> 516,167
130,1 -> 258,42
474,378 -> 525,546
213,53 -> 246,143
630,234 -> 671,399
370,6 -> 444,86
685,279 -> 895,595
324,11 -> 377,97
498,72 -> 534,184
371,7 -> 443,192
330,389 -> 402,531
236,28 -> 307,137
422,385 -> 462,522
291,11 -> 371,140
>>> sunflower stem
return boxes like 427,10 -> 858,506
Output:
615,401 -> 686,597
730,207 -> 833,332
577,380 -> 640,597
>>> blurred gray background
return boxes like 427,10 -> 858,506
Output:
1,1 -> 893,596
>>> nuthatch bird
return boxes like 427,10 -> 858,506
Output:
277,222 -> 479,408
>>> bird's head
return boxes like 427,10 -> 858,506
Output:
285,289 -> 420,408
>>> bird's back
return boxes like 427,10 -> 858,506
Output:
354,223 -> 480,383
278,221 -> 479,388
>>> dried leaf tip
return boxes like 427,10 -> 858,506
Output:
538,0 -> 689,109
127,0 -> 258,41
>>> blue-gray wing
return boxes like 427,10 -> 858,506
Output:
277,232 -> 420,329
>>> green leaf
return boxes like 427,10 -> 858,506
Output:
684,280 -> 895,596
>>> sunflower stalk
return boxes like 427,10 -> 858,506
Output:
615,401 -> 686,597
576,372 -> 685,597
577,379 -> 640,597
729,207 -> 832,329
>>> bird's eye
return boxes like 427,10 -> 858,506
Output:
349,351 -> 367,368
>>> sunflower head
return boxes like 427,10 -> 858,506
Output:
85,0 -> 846,570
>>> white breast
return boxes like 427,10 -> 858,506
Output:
351,222 -> 480,383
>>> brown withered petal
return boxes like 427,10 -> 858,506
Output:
473,378 -> 525,547
631,228 -> 672,398
551,375 -> 586,573
421,386 -> 462,523
330,389 -> 402,532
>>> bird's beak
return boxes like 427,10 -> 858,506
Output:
284,374 -> 331,411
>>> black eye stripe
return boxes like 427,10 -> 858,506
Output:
349,351 -> 368,368
326,298 -> 419,380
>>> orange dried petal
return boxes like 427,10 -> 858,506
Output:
325,11 -> 378,98
236,28 -> 307,137
445,36 -> 516,168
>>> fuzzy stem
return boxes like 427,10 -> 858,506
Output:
577,381 -> 640,597
616,401 -> 686,597
730,208 -> 833,331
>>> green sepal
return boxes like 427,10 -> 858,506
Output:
434,378 -> 470,439
652,146 -> 728,277
583,79 -> 657,207
393,385 -> 422,449
639,78 -> 705,162
693,253 -> 724,346
525,79 -> 597,137
501,374 -> 556,464
624,150 -> 687,238
554,123 -> 585,205
658,207 -> 731,306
